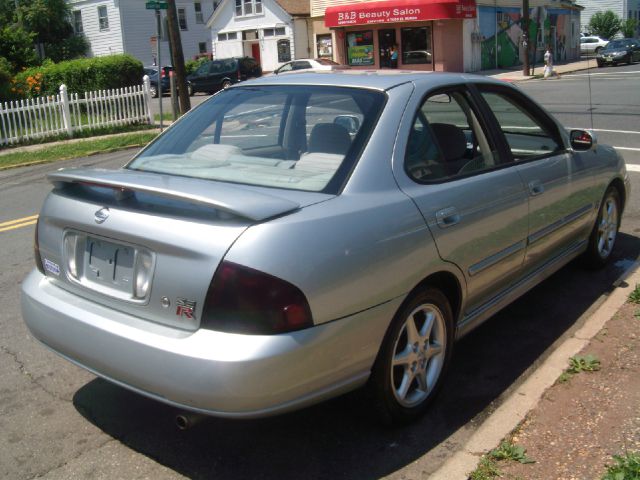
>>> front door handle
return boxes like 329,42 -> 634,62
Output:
528,180 -> 545,196
436,207 -> 461,228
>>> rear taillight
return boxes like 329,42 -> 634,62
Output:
34,217 -> 45,274
201,261 -> 313,335
237,69 -> 241,81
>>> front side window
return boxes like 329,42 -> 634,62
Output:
405,89 -> 499,182
401,26 -> 432,64
73,10 -> 83,34
98,5 -> 109,30
128,86 -> 385,193
346,31 -> 374,66
178,8 -> 187,30
479,90 -> 563,160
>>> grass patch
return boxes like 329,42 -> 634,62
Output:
0,131 -> 158,169
489,441 -> 535,464
154,112 -> 179,122
469,456 -> 501,480
629,284 -> 640,304
601,451 -> 640,479
567,354 -> 601,374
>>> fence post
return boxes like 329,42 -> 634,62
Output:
59,84 -> 73,138
143,75 -> 153,125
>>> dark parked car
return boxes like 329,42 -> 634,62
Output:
143,66 -> 173,98
187,57 -> 262,95
596,38 -> 640,67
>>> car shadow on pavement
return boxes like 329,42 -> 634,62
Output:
73,232 -> 640,480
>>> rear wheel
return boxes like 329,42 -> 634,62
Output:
149,84 -> 158,98
221,80 -> 232,90
583,186 -> 621,269
369,288 -> 454,425
187,83 -> 194,96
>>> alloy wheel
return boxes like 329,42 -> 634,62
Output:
597,193 -> 618,259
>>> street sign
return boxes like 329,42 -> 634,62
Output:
145,1 -> 168,10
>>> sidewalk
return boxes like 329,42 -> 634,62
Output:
481,58 -> 595,82
432,263 -> 640,480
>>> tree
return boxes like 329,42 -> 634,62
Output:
589,11 -> 622,40
620,18 -> 638,38
0,26 -> 38,72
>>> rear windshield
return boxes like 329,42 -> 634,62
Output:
128,85 -> 385,193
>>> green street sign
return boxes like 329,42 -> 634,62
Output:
146,1 -> 168,9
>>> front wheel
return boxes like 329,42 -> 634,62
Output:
583,187 -> 621,269
187,83 -> 194,96
221,80 -> 232,90
368,288 -> 454,425
149,84 -> 158,98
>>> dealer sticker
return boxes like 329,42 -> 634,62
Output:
44,259 -> 60,276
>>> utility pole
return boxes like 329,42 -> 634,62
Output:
522,0 -> 530,76
165,0 -> 191,114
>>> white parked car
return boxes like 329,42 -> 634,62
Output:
580,36 -> 609,55
274,58 -> 342,74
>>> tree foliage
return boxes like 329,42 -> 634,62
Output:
0,26 -> 38,72
589,11 -> 622,39
18,0 -> 73,45
621,18 -> 639,38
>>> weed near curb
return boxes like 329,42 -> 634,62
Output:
601,451 -> 640,479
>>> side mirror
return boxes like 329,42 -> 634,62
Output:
570,129 -> 597,151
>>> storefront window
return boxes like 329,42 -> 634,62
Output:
277,39 -> 291,62
346,31 -> 374,66
401,26 -> 432,64
317,34 -> 333,58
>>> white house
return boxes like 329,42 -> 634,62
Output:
67,0 -> 218,66
578,0 -> 640,34
206,0 -> 312,72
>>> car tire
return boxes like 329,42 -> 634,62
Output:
187,83 -> 194,97
221,80 -> 232,90
368,288 -> 454,425
597,61 -> 604,68
583,186 -> 621,269
149,85 -> 158,98
595,47 -> 602,54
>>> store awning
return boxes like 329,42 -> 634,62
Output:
324,0 -> 476,28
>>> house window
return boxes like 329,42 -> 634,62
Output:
178,8 -> 188,30
235,0 -> 262,16
346,31 -> 374,66
263,27 -> 286,37
73,10 -> 83,34
199,42 -> 207,53
277,39 -> 291,62
401,26 -> 432,64
217,32 -> 238,41
98,5 -> 109,31
195,2 -> 204,23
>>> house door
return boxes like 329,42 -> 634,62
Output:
251,43 -> 261,65
378,29 -> 396,68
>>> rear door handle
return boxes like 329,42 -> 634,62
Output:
528,180 -> 545,196
436,207 -> 461,228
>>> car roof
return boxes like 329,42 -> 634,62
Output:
239,70 -> 506,92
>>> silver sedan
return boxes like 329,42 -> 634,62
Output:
22,71 -> 629,425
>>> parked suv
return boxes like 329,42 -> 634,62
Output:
143,66 -> 173,98
187,57 -> 262,95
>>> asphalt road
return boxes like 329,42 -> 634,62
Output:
1,66 -> 639,479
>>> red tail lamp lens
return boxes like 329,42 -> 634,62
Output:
202,261 -> 313,335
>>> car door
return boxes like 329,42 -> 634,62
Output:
395,85 -> 529,314
474,85 -> 597,275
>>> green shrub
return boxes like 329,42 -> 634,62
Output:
0,56 -> 14,103
13,54 -> 144,97
185,56 -> 210,75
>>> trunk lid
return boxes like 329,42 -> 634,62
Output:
37,168 -> 327,331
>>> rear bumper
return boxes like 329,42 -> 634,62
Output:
21,270 -> 399,418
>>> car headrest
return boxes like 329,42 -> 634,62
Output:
308,123 -> 352,155
430,123 -> 467,162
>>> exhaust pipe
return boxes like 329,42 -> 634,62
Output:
175,411 -> 208,431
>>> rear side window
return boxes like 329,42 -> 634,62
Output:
129,86 -> 385,193
405,89 -> 499,182
479,90 -> 562,160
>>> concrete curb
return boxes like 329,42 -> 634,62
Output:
430,261 -> 640,480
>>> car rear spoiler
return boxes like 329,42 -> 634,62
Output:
48,168 -> 300,222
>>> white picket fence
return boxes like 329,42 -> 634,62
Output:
0,76 -> 153,147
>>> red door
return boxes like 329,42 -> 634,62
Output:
251,43 -> 261,65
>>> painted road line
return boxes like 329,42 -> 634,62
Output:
568,128 -> 640,135
625,164 -> 640,172
0,214 -> 38,233
615,147 -> 640,152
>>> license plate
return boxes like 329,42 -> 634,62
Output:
85,236 -> 135,293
